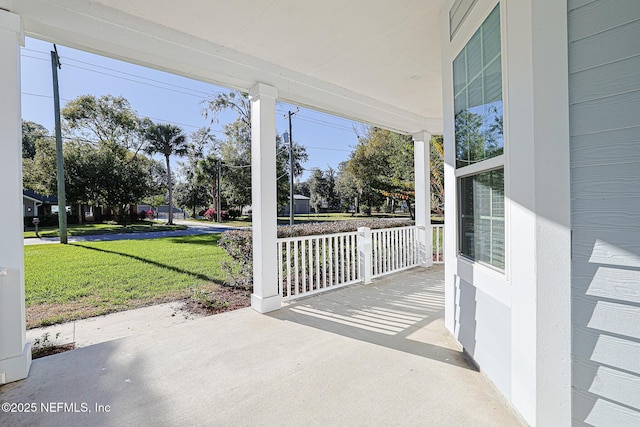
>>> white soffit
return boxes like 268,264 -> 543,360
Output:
6,0 -> 446,134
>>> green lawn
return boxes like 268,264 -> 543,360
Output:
24,234 -> 229,328
24,221 -> 187,239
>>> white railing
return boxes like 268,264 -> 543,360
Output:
277,224 -> 444,301
277,231 -> 360,301
371,226 -> 419,278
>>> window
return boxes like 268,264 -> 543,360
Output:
454,4 -> 505,270
459,169 -> 504,269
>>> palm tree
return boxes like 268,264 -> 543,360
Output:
144,123 -> 188,225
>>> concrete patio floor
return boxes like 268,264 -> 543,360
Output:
0,266 -> 525,426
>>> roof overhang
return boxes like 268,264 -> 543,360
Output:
4,0 -> 446,134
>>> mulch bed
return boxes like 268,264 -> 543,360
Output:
179,285 -> 252,317
32,343 -> 76,360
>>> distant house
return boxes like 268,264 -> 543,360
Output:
281,194 -> 310,216
22,190 -> 57,217
138,204 -> 185,220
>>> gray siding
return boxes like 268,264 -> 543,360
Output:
569,1 -> 640,425
449,0 -> 478,40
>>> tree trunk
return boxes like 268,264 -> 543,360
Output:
212,181 -> 218,223
192,194 -> 197,219
166,156 -> 173,225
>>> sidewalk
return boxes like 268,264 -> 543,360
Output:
24,220 -> 240,246
26,302 -> 203,349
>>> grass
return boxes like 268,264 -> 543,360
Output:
24,234 -> 229,328
24,221 -> 187,239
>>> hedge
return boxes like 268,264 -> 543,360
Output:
219,218 -> 415,289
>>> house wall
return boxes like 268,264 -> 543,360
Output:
443,0 -> 571,425
23,198 -> 36,216
568,1 -> 640,425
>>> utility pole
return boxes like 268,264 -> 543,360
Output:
285,109 -> 298,225
51,44 -> 68,244
216,159 -> 222,223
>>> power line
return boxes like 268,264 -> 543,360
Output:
23,48 -> 212,97
275,108 -> 357,133
21,91 -> 224,135
305,145 -> 352,152
22,51 -> 210,100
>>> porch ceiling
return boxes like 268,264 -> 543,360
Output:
4,0 -> 447,134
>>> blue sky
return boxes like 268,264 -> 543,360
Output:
20,37 -> 362,181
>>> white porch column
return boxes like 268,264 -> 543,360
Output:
0,10 -> 30,384
248,83 -> 281,313
413,131 -> 432,268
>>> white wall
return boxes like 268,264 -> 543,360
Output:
442,1 -> 571,425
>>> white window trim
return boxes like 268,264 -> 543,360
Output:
452,0 -> 508,278
455,154 -> 504,178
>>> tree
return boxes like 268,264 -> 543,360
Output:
22,120 -> 49,159
203,91 -> 307,210
334,161 -> 360,213
62,94 -> 144,152
195,154 -> 222,219
176,127 -> 216,217
347,127 -> 412,214
144,123 -> 189,224
63,141 -> 101,221
61,94 -> 158,223
308,169 -> 327,213
22,137 -> 57,195
308,168 -> 338,213
346,127 -> 445,217
294,181 -> 310,197
430,135 -> 445,215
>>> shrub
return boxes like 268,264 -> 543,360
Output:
24,213 -> 79,228
204,208 -> 229,221
219,218 -> 415,289
227,208 -> 241,219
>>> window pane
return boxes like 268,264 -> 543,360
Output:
459,169 -> 505,270
453,4 -> 503,168
482,6 -> 501,64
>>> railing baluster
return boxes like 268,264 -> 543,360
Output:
308,238 -> 313,291
286,241 -> 291,298
340,235 -> 345,284
322,237 -> 327,288
302,239 -> 307,294
278,241 -> 283,296
351,234 -> 357,280
401,228 -> 405,267
315,238 -> 320,290
294,240 -> 299,295
393,229 -> 397,270
329,236 -> 334,287
345,234 -> 350,282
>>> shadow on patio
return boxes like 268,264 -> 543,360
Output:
271,266 -> 466,367
0,265 -> 524,426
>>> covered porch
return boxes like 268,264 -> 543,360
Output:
0,266 -> 524,426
